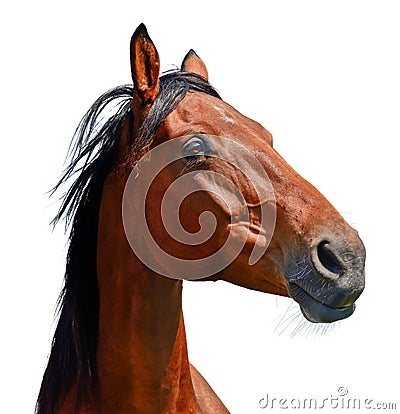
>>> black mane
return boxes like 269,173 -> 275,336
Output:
36,71 -> 221,414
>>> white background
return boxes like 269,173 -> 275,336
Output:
1,1 -> 399,413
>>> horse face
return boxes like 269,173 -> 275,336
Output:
154,89 -> 365,323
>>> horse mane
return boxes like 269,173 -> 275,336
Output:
36,71 -> 221,414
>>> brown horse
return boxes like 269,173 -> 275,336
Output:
36,24 -> 365,414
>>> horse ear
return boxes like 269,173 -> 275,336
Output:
130,24 -> 160,107
181,49 -> 209,81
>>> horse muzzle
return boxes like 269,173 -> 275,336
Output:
287,231 -> 366,323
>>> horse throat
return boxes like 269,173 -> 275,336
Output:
94,173 -> 199,414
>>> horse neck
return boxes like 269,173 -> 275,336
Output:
94,167 -> 198,413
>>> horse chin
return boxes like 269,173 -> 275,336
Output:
289,283 -> 355,324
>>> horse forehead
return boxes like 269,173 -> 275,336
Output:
169,93 -> 266,138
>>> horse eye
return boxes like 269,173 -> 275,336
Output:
182,137 -> 207,158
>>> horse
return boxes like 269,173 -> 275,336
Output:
36,24 -> 365,414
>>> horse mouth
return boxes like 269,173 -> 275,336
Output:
289,283 -> 355,323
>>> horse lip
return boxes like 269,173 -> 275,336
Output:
289,283 -> 355,323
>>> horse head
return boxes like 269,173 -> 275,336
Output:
123,24 -> 365,324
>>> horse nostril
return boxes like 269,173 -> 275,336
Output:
317,241 -> 342,276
